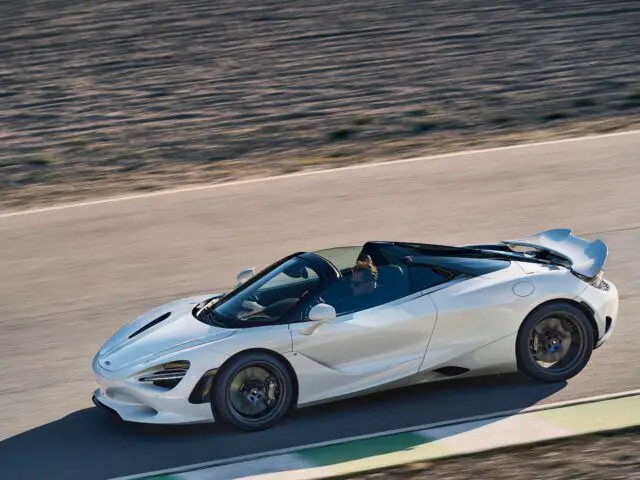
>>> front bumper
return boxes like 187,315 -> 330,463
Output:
91,356 -> 217,425
92,392 -> 120,416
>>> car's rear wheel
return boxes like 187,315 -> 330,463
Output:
516,302 -> 594,382
210,351 -> 294,431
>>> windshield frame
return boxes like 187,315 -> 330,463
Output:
195,252 -> 338,328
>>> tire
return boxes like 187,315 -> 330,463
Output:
516,302 -> 594,383
210,351 -> 295,431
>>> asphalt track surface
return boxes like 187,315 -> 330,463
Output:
1,132 -> 640,480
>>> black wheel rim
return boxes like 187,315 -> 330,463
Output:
528,315 -> 588,376
227,361 -> 287,425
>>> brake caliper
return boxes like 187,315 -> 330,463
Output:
265,378 -> 278,406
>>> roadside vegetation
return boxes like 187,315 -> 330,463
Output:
344,427 -> 640,479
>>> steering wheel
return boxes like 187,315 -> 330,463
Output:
240,313 -> 272,323
300,295 -> 326,319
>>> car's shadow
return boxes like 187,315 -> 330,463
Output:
1,373 -> 566,480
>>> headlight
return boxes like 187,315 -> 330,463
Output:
137,360 -> 190,389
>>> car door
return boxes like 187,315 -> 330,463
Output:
290,277 -> 438,405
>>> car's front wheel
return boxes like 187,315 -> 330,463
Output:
210,351 -> 295,431
516,302 -> 594,382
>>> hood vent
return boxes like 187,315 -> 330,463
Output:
128,312 -> 171,339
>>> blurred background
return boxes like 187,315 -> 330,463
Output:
2,0 -> 639,210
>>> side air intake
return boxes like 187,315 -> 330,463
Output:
433,366 -> 470,377
128,312 -> 171,339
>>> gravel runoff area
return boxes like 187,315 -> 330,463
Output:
342,427 -> 640,480
2,0 -> 640,211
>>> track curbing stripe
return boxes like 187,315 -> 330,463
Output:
298,432 -> 431,467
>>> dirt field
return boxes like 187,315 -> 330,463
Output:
2,0 -> 640,210
345,427 -> 640,480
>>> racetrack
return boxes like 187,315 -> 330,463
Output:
1,131 -> 640,480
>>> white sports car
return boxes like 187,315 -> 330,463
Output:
92,229 -> 618,431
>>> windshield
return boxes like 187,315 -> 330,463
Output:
197,256 -> 322,328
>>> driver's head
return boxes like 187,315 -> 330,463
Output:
356,254 -> 374,269
349,263 -> 377,296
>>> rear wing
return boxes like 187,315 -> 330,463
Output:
500,228 -> 608,279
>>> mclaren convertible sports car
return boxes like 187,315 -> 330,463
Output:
92,229 -> 618,431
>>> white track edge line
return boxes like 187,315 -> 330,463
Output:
111,388 -> 640,480
3,128 -> 640,220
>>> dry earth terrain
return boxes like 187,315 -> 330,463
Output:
346,427 -> 640,480
2,0 -> 640,211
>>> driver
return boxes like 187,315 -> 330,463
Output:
349,261 -> 378,298
315,257 -> 379,315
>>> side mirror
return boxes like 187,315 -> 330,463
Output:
236,268 -> 255,285
299,303 -> 336,335
308,303 -> 336,322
